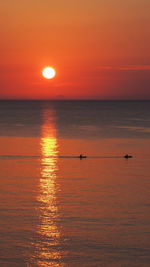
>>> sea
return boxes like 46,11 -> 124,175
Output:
0,100 -> 150,267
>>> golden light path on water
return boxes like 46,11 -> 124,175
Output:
37,108 -> 63,267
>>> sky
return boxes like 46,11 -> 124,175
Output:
0,0 -> 150,99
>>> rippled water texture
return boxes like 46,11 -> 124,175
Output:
0,100 -> 150,267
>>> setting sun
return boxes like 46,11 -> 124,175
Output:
42,67 -> 56,79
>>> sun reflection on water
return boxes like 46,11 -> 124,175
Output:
37,108 -> 63,266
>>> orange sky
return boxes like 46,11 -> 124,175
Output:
0,0 -> 150,99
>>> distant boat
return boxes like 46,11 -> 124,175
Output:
79,154 -> 87,159
124,154 -> 132,159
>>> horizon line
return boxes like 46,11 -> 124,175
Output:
0,98 -> 150,101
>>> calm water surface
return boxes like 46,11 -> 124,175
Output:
0,100 -> 150,267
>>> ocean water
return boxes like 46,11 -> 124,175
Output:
0,100 -> 150,267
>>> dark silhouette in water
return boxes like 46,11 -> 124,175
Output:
124,154 -> 133,159
79,154 -> 87,159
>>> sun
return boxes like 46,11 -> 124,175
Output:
42,67 -> 56,79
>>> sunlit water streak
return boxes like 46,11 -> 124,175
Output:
36,108 -> 63,267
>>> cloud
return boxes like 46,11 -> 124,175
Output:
97,65 -> 150,71
117,65 -> 150,71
